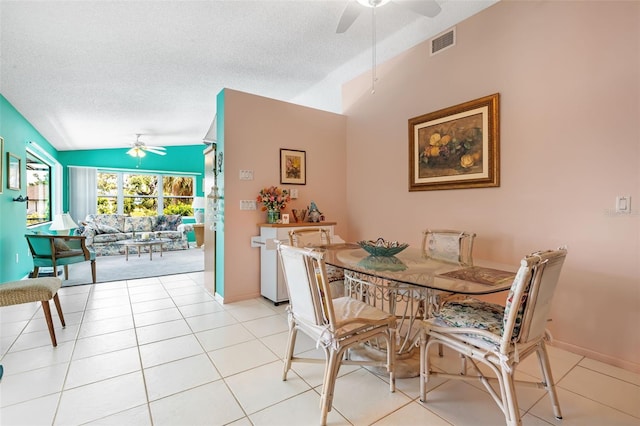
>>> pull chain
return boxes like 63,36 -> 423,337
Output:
371,5 -> 377,94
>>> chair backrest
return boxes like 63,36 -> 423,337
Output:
501,247 -> 567,350
289,228 -> 331,247
25,234 -> 89,260
25,234 -> 56,258
422,229 -> 476,264
277,243 -> 336,330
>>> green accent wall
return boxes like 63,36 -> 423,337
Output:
216,90 -> 225,298
0,94 -> 60,282
0,93 -> 207,282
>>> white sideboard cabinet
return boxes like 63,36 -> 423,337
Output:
256,222 -> 336,305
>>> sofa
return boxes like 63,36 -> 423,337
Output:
76,214 -> 193,256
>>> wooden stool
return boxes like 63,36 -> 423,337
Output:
0,277 -> 66,347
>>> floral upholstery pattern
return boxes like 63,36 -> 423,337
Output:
435,298 -> 504,336
87,214 -> 127,231
124,216 -> 155,233
154,215 -> 182,231
77,214 -> 191,256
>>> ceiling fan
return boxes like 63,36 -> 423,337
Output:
336,0 -> 442,34
336,0 -> 442,93
127,134 -> 167,158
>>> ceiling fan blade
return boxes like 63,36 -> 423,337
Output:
145,147 -> 167,155
394,0 -> 441,18
336,0 -> 363,33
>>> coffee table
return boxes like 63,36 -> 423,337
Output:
117,238 -> 171,261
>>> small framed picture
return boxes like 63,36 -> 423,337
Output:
281,213 -> 290,224
280,148 -> 306,185
7,152 -> 20,190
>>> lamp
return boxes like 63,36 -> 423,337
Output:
192,196 -> 205,224
50,213 -> 78,235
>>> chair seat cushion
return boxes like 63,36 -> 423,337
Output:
332,297 -> 395,335
0,278 -> 62,306
434,298 -> 504,336
326,265 -> 345,283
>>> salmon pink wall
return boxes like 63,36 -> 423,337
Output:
220,89 -> 347,303
342,1 -> 639,371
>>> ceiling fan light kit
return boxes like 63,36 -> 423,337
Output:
127,134 -> 167,167
356,0 -> 391,7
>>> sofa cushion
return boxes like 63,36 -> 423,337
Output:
93,233 -> 130,243
86,214 -> 127,232
97,223 -> 120,234
124,216 -> 155,233
154,215 -> 182,231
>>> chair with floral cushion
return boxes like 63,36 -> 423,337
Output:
419,247 -> 567,426
277,243 -> 396,426
25,234 -> 96,283
288,228 -> 345,297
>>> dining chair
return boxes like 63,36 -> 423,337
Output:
288,228 -> 345,297
421,229 -> 476,265
277,243 -> 397,426
419,247 -> 568,426
25,234 -> 97,283
421,229 -> 476,356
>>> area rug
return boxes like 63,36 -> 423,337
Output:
60,247 -> 204,287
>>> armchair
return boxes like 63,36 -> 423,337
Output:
25,234 -> 96,283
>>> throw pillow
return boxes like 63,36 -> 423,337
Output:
53,238 -> 71,251
155,215 -> 182,231
97,223 -> 120,234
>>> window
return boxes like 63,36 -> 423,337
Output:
26,152 -> 52,226
97,172 -> 194,216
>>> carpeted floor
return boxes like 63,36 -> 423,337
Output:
59,247 -> 204,287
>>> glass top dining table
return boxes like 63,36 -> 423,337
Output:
320,243 -> 516,295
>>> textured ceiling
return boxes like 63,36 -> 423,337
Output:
0,0 -> 496,151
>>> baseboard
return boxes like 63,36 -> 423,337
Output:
552,339 -> 640,374
29,269 -> 62,278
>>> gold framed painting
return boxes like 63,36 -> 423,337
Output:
409,93 -> 500,191
280,148 -> 306,185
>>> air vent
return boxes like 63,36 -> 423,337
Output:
430,27 -> 456,56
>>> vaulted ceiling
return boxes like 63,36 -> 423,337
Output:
0,0 -> 496,151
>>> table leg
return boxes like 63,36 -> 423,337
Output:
344,272 -> 428,378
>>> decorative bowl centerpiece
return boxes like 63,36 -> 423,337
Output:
357,238 -> 409,257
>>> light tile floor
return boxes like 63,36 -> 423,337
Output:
1,272 -> 639,425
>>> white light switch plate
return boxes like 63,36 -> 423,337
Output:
240,200 -> 256,210
615,196 -> 631,214
239,170 -> 254,180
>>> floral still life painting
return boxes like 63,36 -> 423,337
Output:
280,148 -> 306,185
409,93 -> 500,191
